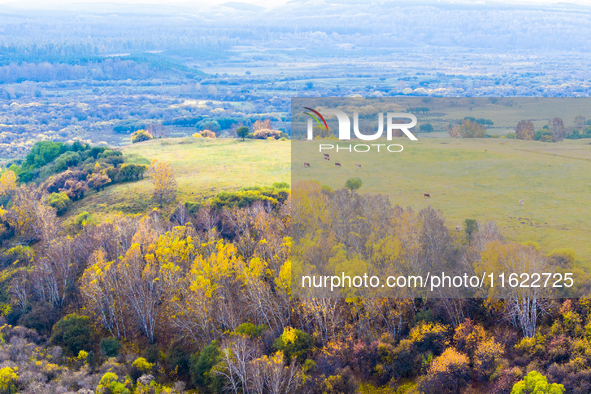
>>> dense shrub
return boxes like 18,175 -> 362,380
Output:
98,149 -> 122,159
314,368 -> 357,394
420,123 -> 434,132
143,344 -> 161,364
235,323 -> 266,338
74,211 -> 95,230
47,192 -> 71,215
17,302 -> 59,336
54,151 -> 82,172
103,166 -> 120,181
8,141 -> 111,183
24,141 -> 67,170
190,340 -> 222,391
43,169 -> 88,195
50,313 -> 93,356
96,372 -> 131,394
200,129 -> 217,138
184,201 -> 200,213
273,327 -> 313,363
131,129 -> 153,143
253,128 -> 281,139
534,126 -> 555,142
87,173 -> 111,191
567,127 -> 591,139
100,337 -> 121,357
209,185 -> 289,209
512,370 -> 565,394
166,344 -> 191,380
117,163 -> 148,181
514,332 -> 546,359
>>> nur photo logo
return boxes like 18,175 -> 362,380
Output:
303,106 -> 418,140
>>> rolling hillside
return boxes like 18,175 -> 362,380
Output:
69,136 -> 591,267
68,137 -> 291,220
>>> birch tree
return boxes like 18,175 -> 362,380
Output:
148,159 -> 177,208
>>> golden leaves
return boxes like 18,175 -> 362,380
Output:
147,159 -> 177,208
0,171 -> 16,196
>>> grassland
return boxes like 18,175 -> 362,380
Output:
293,137 -> 591,267
69,135 -> 591,267
68,138 -> 291,221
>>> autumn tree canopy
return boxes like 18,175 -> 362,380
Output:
459,119 -> 487,138
515,120 -> 534,140
0,171 -> 17,198
549,117 -> 565,142
148,159 -> 177,208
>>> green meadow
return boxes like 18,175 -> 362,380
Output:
68,138 -> 291,220
293,137 -> 591,267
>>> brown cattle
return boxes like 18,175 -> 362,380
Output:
335,163 -> 341,167
324,153 -> 330,158
304,162 -> 311,167
324,156 -> 330,161
355,163 -> 361,168
424,193 -> 431,198
455,225 -> 463,232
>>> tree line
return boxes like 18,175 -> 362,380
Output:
0,171 -> 588,392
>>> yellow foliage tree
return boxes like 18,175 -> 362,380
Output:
419,348 -> 470,394
80,248 -> 129,339
0,366 -> 18,393
132,357 -> 154,373
0,171 -> 17,196
474,338 -> 505,379
148,160 -> 177,208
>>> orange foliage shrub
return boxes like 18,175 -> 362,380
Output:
253,129 -> 281,139
200,129 -> 217,138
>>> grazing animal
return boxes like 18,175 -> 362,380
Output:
355,163 -> 361,168
324,154 -> 330,158
304,162 -> 310,167
424,193 -> 431,198
324,156 -> 330,161
519,199 -> 524,206
455,225 -> 463,232
335,163 -> 341,167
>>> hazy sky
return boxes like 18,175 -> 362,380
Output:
1,0 -> 591,9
